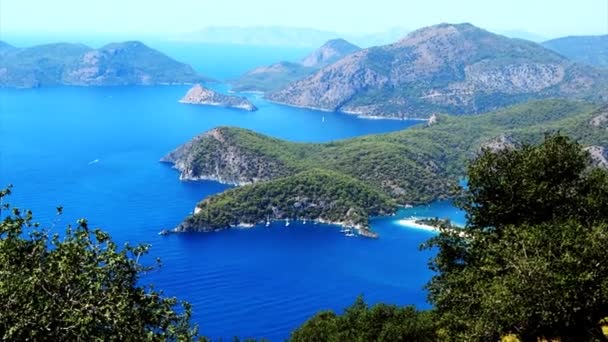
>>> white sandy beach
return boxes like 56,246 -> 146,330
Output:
396,219 -> 440,233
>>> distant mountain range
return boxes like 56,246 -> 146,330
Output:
498,30 -> 548,42
264,23 -> 608,119
542,35 -> 608,68
0,41 -> 207,88
231,39 -> 360,92
171,26 -> 410,48
171,26 -> 557,48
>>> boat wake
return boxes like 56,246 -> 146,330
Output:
88,159 -> 100,165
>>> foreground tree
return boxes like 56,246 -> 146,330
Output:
426,135 -> 608,341
0,187 -> 200,341
289,296 -> 438,342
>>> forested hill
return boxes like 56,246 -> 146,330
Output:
163,99 -> 607,234
0,41 -> 206,88
267,23 -> 608,119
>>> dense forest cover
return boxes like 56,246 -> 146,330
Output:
167,99 -> 606,233
178,169 -> 397,233
289,135 -> 608,341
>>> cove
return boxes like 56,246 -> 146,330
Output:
0,85 -> 463,340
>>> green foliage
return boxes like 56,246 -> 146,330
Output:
425,135 -> 608,341
462,134 -> 607,229
415,217 -> 457,230
180,100 -> 604,233
183,169 -> 396,231
289,296 -> 438,342
0,187 -> 200,341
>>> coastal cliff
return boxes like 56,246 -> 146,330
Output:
180,84 -> 257,111
160,127 -> 293,184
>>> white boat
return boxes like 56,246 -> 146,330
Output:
265,220 -> 270,227
322,116 -> 325,123
302,219 -> 307,224
285,219 -> 290,227
343,228 -> 356,237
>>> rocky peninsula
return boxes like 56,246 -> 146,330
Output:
162,100 -> 607,238
180,84 -> 257,111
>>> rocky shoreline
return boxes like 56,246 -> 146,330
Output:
164,214 -> 378,238
180,84 -> 258,111
158,205 -> 379,238
266,99 -> 430,121
176,172 -> 251,186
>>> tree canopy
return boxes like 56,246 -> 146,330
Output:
290,296 -> 437,342
0,186 -> 199,341
291,135 -> 608,341
426,135 -> 608,341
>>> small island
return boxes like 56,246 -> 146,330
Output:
180,84 -> 257,111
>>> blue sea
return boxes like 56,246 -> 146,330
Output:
0,43 -> 465,341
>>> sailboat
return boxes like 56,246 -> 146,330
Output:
265,216 -> 271,227
285,218 -> 290,227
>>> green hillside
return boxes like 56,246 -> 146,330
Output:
164,99 -> 606,234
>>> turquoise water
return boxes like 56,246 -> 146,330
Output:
0,45 -> 466,340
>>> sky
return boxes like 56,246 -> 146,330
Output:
1,0 -> 607,39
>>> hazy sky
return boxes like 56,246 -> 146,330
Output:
1,0 -> 607,37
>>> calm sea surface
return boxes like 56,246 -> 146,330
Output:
0,44 -> 465,340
